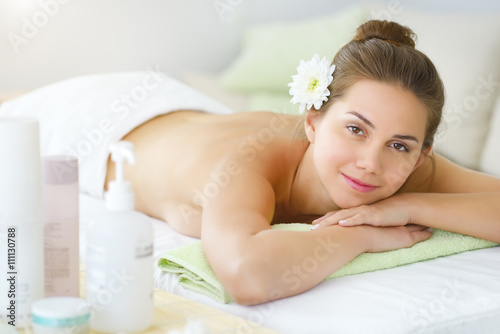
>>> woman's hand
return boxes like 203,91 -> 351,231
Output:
361,224 -> 433,253
311,194 -> 417,230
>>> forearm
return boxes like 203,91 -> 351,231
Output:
228,226 -> 368,304
406,192 -> 500,243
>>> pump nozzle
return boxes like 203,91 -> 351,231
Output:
106,141 -> 136,211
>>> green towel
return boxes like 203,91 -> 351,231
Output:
157,223 -> 499,303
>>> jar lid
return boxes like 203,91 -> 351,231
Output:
32,297 -> 90,327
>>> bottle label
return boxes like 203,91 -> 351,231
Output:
44,218 -> 79,296
45,247 -> 70,278
45,222 -> 70,279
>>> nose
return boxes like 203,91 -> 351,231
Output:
355,145 -> 383,174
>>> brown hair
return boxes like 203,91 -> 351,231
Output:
311,20 -> 445,151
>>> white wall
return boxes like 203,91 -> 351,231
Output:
1,0 -> 499,92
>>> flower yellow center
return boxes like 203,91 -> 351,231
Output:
308,78 -> 319,92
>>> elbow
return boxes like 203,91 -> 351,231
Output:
224,258 -> 272,305
228,284 -> 267,306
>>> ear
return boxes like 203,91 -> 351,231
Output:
304,110 -> 321,143
412,146 -> 433,171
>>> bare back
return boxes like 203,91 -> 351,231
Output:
105,110 -> 308,237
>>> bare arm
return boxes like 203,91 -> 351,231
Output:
201,168 -> 431,305
403,192 -> 500,242
406,154 -> 500,242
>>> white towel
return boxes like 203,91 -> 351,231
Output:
0,71 -> 234,198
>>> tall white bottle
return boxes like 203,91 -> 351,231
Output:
0,117 -> 44,327
86,141 -> 154,333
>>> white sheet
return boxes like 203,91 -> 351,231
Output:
79,193 -> 500,334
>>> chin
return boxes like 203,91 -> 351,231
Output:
332,191 -> 386,209
333,196 -> 372,209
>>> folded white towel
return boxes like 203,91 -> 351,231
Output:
0,71 -> 234,198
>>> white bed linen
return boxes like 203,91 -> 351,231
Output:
79,193 -> 500,334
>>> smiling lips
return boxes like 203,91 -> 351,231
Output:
342,173 -> 378,193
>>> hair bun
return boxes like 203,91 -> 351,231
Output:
354,20 -> 416,48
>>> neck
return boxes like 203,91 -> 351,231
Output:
288,144 -> 340,218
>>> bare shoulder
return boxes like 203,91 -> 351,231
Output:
118,109 -> 305,236
202,167 -> 277,239
199,112 -> 306,235
400,152 -> 500,194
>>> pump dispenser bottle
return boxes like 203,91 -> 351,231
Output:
86,141 -> 153,333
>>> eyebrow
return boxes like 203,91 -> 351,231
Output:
346,111 -> 420,144
392,135 -> 420,143
347,111 -> 375,129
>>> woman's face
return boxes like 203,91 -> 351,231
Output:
306,79 -> 429,209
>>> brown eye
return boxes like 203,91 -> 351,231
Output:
391,142 -> 409,152
347,126 -> 364,135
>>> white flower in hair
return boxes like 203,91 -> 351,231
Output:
288,54 -> 336,113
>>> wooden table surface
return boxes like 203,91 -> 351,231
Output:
15,266 -> 279,334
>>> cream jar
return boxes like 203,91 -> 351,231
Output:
31,297 -> 90,334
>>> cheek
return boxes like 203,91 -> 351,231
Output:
315,129 -> 354,157
382,158 -> 417,193
313,133 -> 351,169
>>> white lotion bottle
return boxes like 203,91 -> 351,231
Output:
86,141 -> 154,333
0,117 -> 44,327
42,155 -> 80,297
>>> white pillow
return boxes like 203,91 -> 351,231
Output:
367,3 -> 500,170
479,94 -> 500,177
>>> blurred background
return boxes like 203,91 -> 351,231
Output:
1,0 -> 500,175
1,0 -> 500,92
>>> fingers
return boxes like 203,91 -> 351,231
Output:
336,214 -> 364,227
407,225 -> 434,245
310,211 -> 341,230
364,225 -> 434,253
413,228 -> 433,243
311,211 -> 336,225
405,224 -> 433,232
311,211 -> 358,230
310,207 -> 419,231
311,208 -> 369,230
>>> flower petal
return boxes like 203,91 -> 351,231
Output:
288,54 -> 336,111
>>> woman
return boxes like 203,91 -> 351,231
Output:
105,20 -> 500,305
